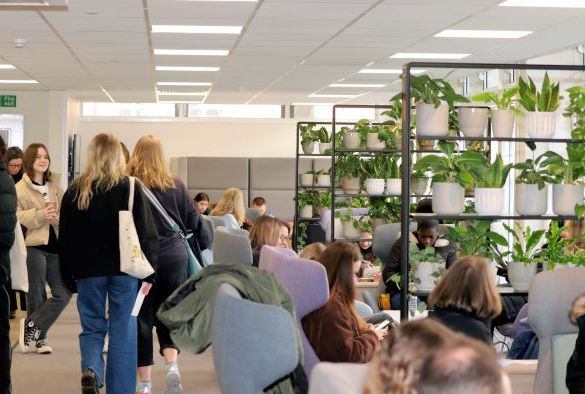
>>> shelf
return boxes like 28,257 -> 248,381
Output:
298,153 -> 332,157
337,193 -> 398,198
410,213 -> 576,220
298,185 -> 332,189
410,135 -> 585,143
333,237 -> 373,242
297,217 -> 322,222
335,148 -> 400,154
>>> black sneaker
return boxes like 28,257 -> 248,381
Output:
19,318 -> 40,354
81,368 -> 99,394
35,338 -> 52,354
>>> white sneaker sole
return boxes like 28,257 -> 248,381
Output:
18,318 -> 28,354
36,345 -> 52,354
165,370 -> 182,394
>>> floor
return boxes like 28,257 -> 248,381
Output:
10,295 -> 221,394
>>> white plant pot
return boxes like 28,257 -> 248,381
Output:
416,103 -> 449,137
300,173 -> 313,187
507,262 -> 537,291
343,132 -> 361,149
515,183 -> 547,215
343,219 -> 361,239
365,178 -> 385,195
413,261 -> 444,292
386,179 -> 401,196
475,187 -> 505,215
299,205 -> 313,219
526,111 -> 556,138
411,178 -> 430,196
326,218 -> 344,242
343,177 -> 360,194
553,184 -> 584,215
432,182 -> 464,215
318,142 -> 332,154
366,133 -> 386,150
492,109 -> 515,138
316,174 -> 331,187
458,107 -> 489,137
302,142 -> 315,154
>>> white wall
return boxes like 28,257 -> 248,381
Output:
76,118 -> 298,168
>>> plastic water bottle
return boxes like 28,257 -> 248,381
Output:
408,295 -> 418,315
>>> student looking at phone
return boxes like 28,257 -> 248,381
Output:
302,241 -> 387,363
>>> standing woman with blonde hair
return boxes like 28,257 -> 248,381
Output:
59,133 -> 158,394
128,135 -> 211,394
210,187 -> 245,229
16,143 -> 71,355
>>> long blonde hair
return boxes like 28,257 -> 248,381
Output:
211,187 -> 245,226
73,133 -> 126,210
127,135 -> 175,190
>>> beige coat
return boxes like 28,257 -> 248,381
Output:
15,173 -> 64,247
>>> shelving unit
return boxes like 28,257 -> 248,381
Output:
399,61 -> 585,320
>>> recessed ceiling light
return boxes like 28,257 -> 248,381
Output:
0,64 -> 16,69
309,94 -> 358,98
390,53 -> 470,59
154,49 -> 229,56
156,66 -> 220,72
151,25 -> 242,34
358,69 -> 426,74
500,0 -> 585,7
330,83 -> 386,88
156,91 -> 208,96
158,100 -> 204,104
157,82 -> 212,86
435,29 -> 532,39
0,79 -> 37,84
291,102 -> 334,106
175,0 -> 256,2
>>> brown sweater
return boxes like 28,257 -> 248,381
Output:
302,296 -> 378,363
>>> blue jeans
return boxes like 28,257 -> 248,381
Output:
508,329 -> 539,360
77,275 -> 138,394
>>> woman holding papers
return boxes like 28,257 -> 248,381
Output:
59,133 -> 158,394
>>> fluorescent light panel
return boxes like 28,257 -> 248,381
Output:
292,102 -> 334,106
154,49 -> 229,56
156,66 -> 220,72
390,52 -> 470,59
309,94 -> 358,98
156,91 -> 208,96
176,0 -> 256,2
500,0 -> 585,7
0,79 -> 37,84
152,25 -> 242,34
157,82 -> 212,86
158,100 -> 203,104
0,64 -> 15,69
435,29 -> 532,38
330,83 -> 386,88
358,69 -> 426,74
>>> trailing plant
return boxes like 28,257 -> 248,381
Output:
538,220 -> 570,270
318,190 -> 331,209
409,243 -> 445,264
503,223 -> 545,267
353,119 -> 371,144
316,126 -> 331,143
466,153 -> 513,188
413,140 -> 474,188
335,153 -> 362,181
368,196 -> 400,223
444,221 -> 508,266
299,123 -> 320,145
296,221 -> 308,251
517,72 -> 561,112
471,86 -> 521,114
296,190 -> 319,207
356,215 -> 373,234
513,155 -> 554,190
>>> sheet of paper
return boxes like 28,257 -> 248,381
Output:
131,282 -> 148,316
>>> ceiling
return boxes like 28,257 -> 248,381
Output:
1,0 -> 585,104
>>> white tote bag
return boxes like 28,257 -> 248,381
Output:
9,219 -> 28,292
119,177 -> 154,279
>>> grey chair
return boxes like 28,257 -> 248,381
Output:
200,216 -> 215,266
245,207 -> 263,224
200,215 -> 215,243
211,283 -> 299,394
218,226 -> 249,238
208,215 -> 228,229
354,300 -> 374,318
213,227 -> 253,265
529,267 -> 585,394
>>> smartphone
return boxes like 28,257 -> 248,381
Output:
375,320 -> 390,330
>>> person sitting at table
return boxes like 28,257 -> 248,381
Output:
428,256 -> 502,344
383,219 -> 456,309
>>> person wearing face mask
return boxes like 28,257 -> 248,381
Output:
383,219 -> 457,309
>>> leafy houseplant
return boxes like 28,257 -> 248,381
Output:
409,243 -> 446,291
503,223 -> 545,290
444,221 -> 508,267
300,169 -> 317,186
336,153 -> 362,193
315,168 -> 331,187
316,126 -> 332,154
463,152 -> 512,215
538,221 -> 570,270
367,124 -> 392,150
472,86 -> 520,138
361,154 -> 386,195
411,170 -> 430,196
368,196 -> 401,226
518,72 -> 562,138
299,123 -> 320,153
335,208 -> 361,239
540,146 -> 585,215
385,154 -> 401,196
296,190 -> 319,219
513,155 -> 554,215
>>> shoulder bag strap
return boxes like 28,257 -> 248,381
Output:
128,176 -> 135,211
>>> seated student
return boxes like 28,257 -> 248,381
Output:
566,293 -> 585,393
302,241 -> 387,363
249,216 -> 291,266
383,219 -> 456,309
416,336 -> 512,394
193,192 -> 211,215
298,242 -> 326,261
251,196 -> 268,216
210,187 -> 245,229
428,256 -> 502,344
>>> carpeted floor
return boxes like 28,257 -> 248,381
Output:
10,295 -> 221,393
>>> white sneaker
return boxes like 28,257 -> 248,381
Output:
35,338 -> 52,354
165,362 -> 182,394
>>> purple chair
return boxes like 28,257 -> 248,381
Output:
259,245 -> 329,378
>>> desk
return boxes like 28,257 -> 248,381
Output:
501,360 -> 537,394
355,281 -> 381,303
414,284 -> 528,298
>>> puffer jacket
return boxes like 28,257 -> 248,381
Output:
15,173 -> 63,246
0,161 -> 17,283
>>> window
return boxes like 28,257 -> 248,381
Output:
187,104 -> 282,118
82,102 -> 176,117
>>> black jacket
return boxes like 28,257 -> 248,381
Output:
383,232 -> 457,294
429,308 -> 492,344
567,315 -> 585,394
59,177 -> 159,289
0,161 -> 16,283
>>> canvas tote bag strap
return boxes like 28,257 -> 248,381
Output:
128,176 -> 135,211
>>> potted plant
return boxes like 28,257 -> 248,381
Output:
513,155 -> 553,215
382,98 -> 404,150
413,141 -> 474,214
503,223 -> 545,290
336,208 -> 361,239
361,154 -> 386,195
409,244 -> 446,292
472,86 -> 520,137
517,72 -> 561,138
411,170 -> 430,195
540,149 -> 585,215
315,168 -> 331,187
296,190 -> 319,219
335,153 -> 362,194
457,105 -> 490,138
300,123 -> 320,154
385,154 -> 401,196
366,124 -> 391,150
444,220 -> 508,268
316,126 -> 332,154
299,170 -> 316,187
538,220 -> 570,270
368,196 -> 400,228
466,153 -> 512,215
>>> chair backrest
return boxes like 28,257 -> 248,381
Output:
246,207 -> 263,224
208,215 -> 228,229
528,267 -> 585,394
200,215 -> 215,243
212,283 -> 299,394
372,222 -> 415,267
362,290 -> 380,314
213,227 -> 253,265
354,300 -> 373,318
259,245 -> 329,377
219,226 -> 249,238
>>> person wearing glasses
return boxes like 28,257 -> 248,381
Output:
249,216 -> 291,266
5,146 -> 24,183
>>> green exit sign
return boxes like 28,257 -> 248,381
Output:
0,95 -> 16,107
